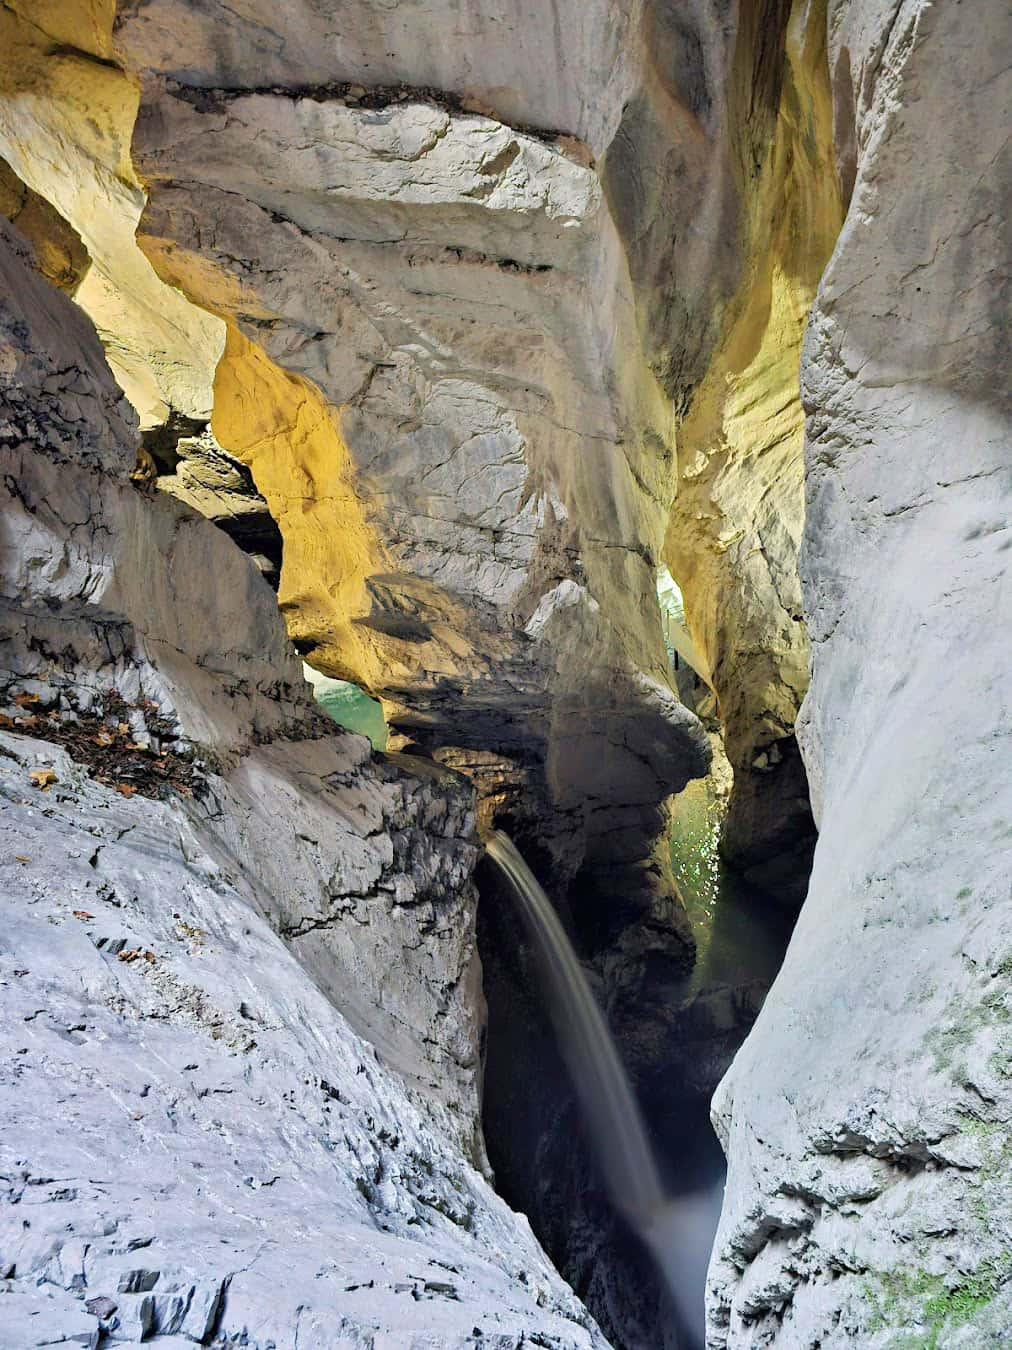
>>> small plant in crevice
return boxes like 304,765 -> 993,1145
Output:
864,1256 -> 1012,1348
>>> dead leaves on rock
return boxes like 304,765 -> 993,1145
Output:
3,691 -> 202,802
28,767 -> 57,790
175,921 -> 206,949
117,947 -> 156,965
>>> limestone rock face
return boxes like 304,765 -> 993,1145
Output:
113,0 -> 639,154
0,734 -> 600,1349
661,0 -> 842,904
708,4 -> 1012,1344
0,0 -> 834,924
124,50 -> 711,929
0,218 -> 605,1347
0,155 -> 89,293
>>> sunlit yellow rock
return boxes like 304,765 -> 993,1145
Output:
0,3 -> 222,427
211,323 -> 387,689
665,0 -> 844,885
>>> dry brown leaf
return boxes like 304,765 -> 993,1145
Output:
72,910 -> 95,920
28,768 -> 57,789
14,693 -> 39,707
14,855 -> 30,864
117,723 -> 130,735
0,714 -> 12,728
93,732 -> 113,746
114,783 -> 137,798
117,947 -> 155,965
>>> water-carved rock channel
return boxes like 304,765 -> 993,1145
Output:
480,795 -> 797,1349
0,2 -> 1009,1348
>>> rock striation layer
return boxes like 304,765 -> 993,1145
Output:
708,3 -> 1012,1344
0,216 -> 606,1348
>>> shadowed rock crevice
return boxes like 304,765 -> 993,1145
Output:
653,0 -> 843,908
477,804 -> 797,1349
0,153 -> 90,293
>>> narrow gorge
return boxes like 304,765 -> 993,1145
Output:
0,2 -> 1008,1347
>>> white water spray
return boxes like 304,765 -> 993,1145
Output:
485,829 -> 721,1347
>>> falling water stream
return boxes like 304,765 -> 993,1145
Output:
484,830 -> 720,1348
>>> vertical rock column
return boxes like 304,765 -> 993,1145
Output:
708,3 -> 1012,1343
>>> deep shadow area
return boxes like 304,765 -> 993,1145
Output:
478,814 -> 799,1349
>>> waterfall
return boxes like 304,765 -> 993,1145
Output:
484,829 -> 719,1347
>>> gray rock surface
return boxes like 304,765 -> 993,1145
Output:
129,73 -> 709,921
0,732 -> 602,1349
708,3 -> 1012,1344
0,216 -> 607,1348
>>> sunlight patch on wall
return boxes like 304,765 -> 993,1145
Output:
210,324 -> 387,690
0,3 -> 223,427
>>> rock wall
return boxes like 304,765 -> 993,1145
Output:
126,54 -> 710,929
0,0 -> 837,937
3,2 -> 1007,1346
1,0 -> 719,967
0,2 -> 223,429
663,0 -> 843,904
0,154 -> 89,294
0,216 -> 605,1347
708,2 -> 1012,1343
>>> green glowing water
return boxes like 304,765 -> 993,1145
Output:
304,664 -> 387,750
669,775 -> 793,994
